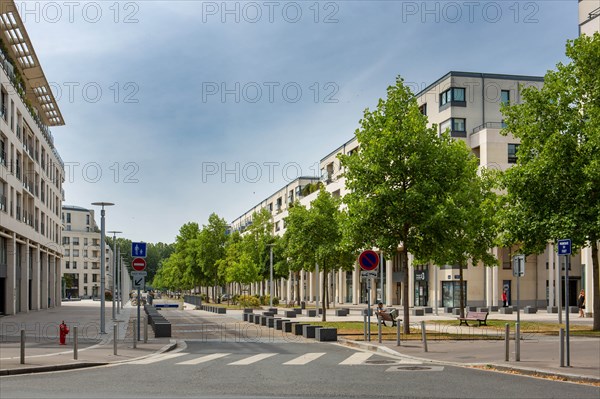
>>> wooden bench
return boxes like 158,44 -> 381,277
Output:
458,311 -> 488,326
376,308 -> 399,326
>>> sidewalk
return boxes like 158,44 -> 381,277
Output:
0,301 -> 175,375
200,302 -> 600,384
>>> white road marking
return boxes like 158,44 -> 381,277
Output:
283,352 -> 326,365
176,353 -> 231,365
129,352 -> 187,364
227,353 -> 277,365
339,352 -> 374,365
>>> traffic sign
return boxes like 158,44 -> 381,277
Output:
133,276 -> 145,289
132,257 -> 147,271
361,270 -> 378,278
512,254 -> 525,277
558,239 -> 572,255
131,271 -> 147,277
358,250 -> 379,271
132,242 -> 147,258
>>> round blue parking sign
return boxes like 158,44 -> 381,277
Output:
358,250 -> 379,271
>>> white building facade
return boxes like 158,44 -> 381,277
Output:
0,1 -> 65,315
61,206 -> 113,300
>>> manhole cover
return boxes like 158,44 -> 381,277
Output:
365,360 -> 399,365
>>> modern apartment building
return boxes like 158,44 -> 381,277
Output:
225,71 -> 594,315
0,1 -> 65,315
579,0 -> 600,36
61,206 -> 113,299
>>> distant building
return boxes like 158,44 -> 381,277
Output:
0,1 -> 65,315
61,206 -> 113,299
579,0 -> 600,36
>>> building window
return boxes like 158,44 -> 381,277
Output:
72,238 -> 79,246
86,214 -> 90,225
501,90 -> 510,105
84,238 -> 88,246
66,213 -> 71,223
84,262 -> 88,269
72,261 -> 77,269
92,274 -> 98,283
440,118 -> 467,137
84,274 -> 88,283
64,249 -> 70,257
440,87 -> 466,109
419,103 -> 427,115
63,237 -> 70,245
508,143 -> 520,164
65,261 -> 70,269
73,249 -> 79,257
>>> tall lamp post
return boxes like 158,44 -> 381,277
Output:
267,243 -> 274,307
108,230 -> 122,320
92,202 -> 114,334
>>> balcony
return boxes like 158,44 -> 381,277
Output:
471,122 -> 506,135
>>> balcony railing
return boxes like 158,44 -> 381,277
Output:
471,122 -> 507,135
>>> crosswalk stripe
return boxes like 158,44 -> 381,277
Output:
228,353 -> 277,365
339,352 -> 374,365
176,353 -> 231,365
283,352 -> 326,365
130,352 -> 188,365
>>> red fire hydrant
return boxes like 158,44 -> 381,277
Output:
59,321 -> 69,345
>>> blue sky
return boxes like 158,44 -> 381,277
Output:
20,1 -> 578,243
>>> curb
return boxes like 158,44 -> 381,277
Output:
337,338 -> 600,385
0,339 -> 178,376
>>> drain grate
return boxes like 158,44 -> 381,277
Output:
386,365 -> 444,372
365,359 -> 399,365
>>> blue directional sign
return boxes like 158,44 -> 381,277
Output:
131,242 -> 147,258
558,239 -> 572,256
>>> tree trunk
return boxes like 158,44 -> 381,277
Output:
459,263 -> 465,319
401,248 -> 410,334
322,268 -> 327,322
296,271 -> 301,307
592,240 -> 599,331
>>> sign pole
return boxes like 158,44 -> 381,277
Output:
367,278 -> 371,342
565,254 -> 570,367
137,288 -> 141,341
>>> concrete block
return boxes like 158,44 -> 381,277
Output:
275,319 -> 287,330
412,308 -> 425,316
261,316 -> 268,326
267,317 -> 279,328
423,307 -> 433,314
315,328 -> 337,342
452,308 -> 461,316
243,308 -> 254,314
335,309 -> 347,316
476,307 -> 489,313
284,311 -> 296,318
154,322 -> 171,338
293,308 -> 302,314
262,311 -> 275,317
547,306 -> 558,313
248,314 -> 255,323
302,325 -> 318,339
466,306 -> 477,312
283,321 -> 298,333
294,323 -> 309,335
499,307 -> 513,314
254,315 -> 261,325
243,313 -> 249,322
216,307 -> 226,314
362,308 -> 373,316
307,309 -> 317,317
444,307 -> 454,313
268,308 -> 278,314
523,306 -> 537,314
490,306 -> 499,312
569,306 -> 579,314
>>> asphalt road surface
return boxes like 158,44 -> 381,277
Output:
1,339 -> 599,399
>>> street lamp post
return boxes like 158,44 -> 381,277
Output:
92,202 -> 114,334
267,244 -> 274,307
108,231 -> 122,320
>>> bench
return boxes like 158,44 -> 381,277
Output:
458,311 -> 488,326
376,309 -> 398,326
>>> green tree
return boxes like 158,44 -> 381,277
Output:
340,76 -> 483,333
283,189 -> 355,321
193,213 -> 229,302
501,33 -> 600,330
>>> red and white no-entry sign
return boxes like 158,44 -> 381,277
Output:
132,257 -> 147,271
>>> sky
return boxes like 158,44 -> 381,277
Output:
18,0 -> 579,244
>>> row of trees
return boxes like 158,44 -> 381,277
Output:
152,34 -> 599,331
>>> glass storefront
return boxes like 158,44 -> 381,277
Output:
442,281 -> 467,308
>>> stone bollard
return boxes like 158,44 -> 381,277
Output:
74,326 -> 79,360
20,329 -> 25,365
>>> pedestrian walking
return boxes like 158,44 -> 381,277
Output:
502,288 -> 508,307
578,289 -> 586,317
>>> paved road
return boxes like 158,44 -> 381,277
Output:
2,310 -> 599,399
